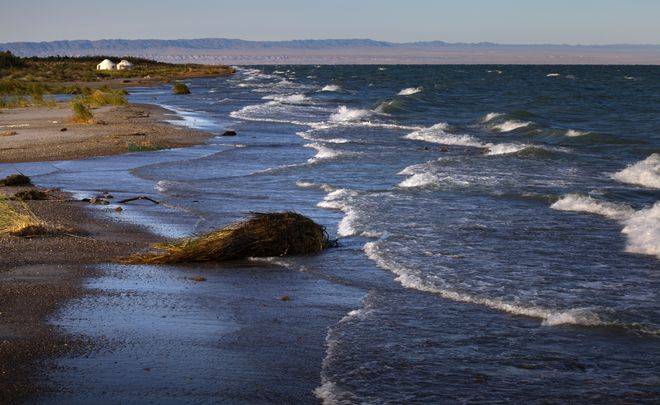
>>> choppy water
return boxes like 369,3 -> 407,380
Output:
5,65 -> 660,402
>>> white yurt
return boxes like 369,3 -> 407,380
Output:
117,59 -> 133,70
96,59 -> 116,70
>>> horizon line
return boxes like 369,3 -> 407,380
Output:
2,37 -> 660,48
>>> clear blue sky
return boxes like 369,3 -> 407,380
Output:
1,0 -> 658,44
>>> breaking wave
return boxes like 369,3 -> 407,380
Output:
552,194 -> 659,259
480,112 -> 504,123
262,93 -> 310,104
491,120 -> 532,132
565,129 -> 590,137
397,87 -> 422,96
330,106 -> 371,123
611,153 -> 660,189
321,84 -> 341,92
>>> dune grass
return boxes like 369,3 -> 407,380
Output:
70,101 -> 94,123
125,212 -> 335,264
0,197 -> 73,238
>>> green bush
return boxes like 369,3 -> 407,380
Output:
172,82 -> 191,95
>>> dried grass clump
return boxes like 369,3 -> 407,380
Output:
11,189 -> 49,201
84,89 -> 127,107
0,174 -> 32,186
0,198 -> 73,238
70,101 -> 93,123
126,212 -> 335,264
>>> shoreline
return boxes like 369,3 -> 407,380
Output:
0,102 -> 216,163
0,101 -> 214,402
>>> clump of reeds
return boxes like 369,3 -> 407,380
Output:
125,212 -> 335,264
11,189 -> 49,201
84,89 -> 127,107
172,82 -> 191,95
70,101 -> 93,123
0,174 -> 32,186
0,198 -> 69,237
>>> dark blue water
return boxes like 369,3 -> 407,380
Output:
6,65 -> 659,402
128,65 -> 660,402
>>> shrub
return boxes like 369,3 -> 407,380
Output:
85,89 -> 127,107
71,101 -> 93,123
172,82 -> 191,95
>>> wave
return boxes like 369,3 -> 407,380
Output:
305,143 -> 351,164
565,129 -> 590,137
404,123 -> 482,147
480,112 -> 504,123
491,120 -> 532,132
622,202 -> 660,259
262,93 -> 309,104
397,87 -> 422,96
398,172 -> 439,188
321,84 -> 341,92
364,240 -> 614,328
551,194 -> 635,221
611,154 -> 660,189
404,123 -> 539,156
329,106 -> 371,123
316,188 -> 361,237
552,194 -> 659,259
547,73 -> 561,77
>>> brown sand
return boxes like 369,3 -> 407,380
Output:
0,103 -> 213,163
0,103 -> 214,402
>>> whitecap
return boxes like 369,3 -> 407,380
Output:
611,154 -> 660,189
480,112 -> 504,123
491,120 -> 532,132
622,202 -> 660,259
547,73 -> 561,77
398,172 -> 439,188
551,194 -> 635,221
329,106 -> 371,123
321,84 -> 341,92
565,129 -> 590,137
397,87 -> 422,96
262,93 -> 309,104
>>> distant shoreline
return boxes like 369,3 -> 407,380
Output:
3,38 -> 660,65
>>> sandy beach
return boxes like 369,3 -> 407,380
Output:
0,103 -> 214,163
0,103 -> 209,402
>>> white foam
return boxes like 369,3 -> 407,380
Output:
321,84 -> 341,92
305,143 -> 346,163
262,93 -> 309,104
329,106 -> 371,123
398,172 -> 438,188
480,112 -> 504,123
565,129 -> 590,137
547,73 -> 561,77
404,123 -> 482,147
483,143 -> 529,156
611,154 -> 660,189
622,202 -> 660,259
491,120 -> 532,132
552,194 -> 659,260
398,87 -> 422,96
551,194 -> 635,221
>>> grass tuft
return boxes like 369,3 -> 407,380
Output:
0,197 -> 73,238
125,212 -> 336,264
70,101 -> 93,123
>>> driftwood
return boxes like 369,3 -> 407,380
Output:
117,196 -> 160,205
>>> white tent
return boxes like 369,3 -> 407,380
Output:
117,59 -> 133,70
96,59 -> 116,70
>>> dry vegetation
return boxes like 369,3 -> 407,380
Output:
126,212 -> 336,264
0,51 -> 234,108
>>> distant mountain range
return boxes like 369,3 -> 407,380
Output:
2,38 -> 659,64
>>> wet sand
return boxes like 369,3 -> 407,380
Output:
0,103 -> 213,163
0,185 -> 159,403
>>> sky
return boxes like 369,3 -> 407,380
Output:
1,0 -> 659,45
